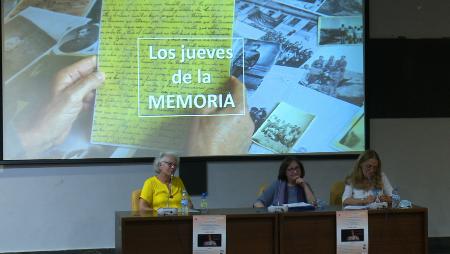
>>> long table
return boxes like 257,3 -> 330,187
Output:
115,206 -> 427,254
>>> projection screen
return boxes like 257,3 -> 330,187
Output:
2,0 -> 365,160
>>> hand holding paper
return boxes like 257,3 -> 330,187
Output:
186,76 -> 255,156
18,56 -> 104,157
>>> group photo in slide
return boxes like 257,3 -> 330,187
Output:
2,0 -> 364,160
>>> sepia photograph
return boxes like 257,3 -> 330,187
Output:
252,102 -> 315,153
318,16 -> 363,45
332,107 -> 364,151
3,15 -> 57,82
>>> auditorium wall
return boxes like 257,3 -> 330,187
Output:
1,118 -> 449,252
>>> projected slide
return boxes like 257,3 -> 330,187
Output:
2,0 -> 364,160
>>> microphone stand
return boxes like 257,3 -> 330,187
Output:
166,174 -> 173,207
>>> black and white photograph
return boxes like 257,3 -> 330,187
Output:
252,102 -> 315,153
57,23 -> 99,54
318,16 -> 363,45
297,46 -> 364,106
5,0 -> 96,21
231,39 -> 281,90
341,229 -> 364,242
317,0 -> 363,16
3,2 -> 101,83
197,234 -> 222,247
234,0 -> 318,68
250,106 -> 269,130
275,0 -> 326,12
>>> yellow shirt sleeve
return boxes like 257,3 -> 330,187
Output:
140,176 -> 156,207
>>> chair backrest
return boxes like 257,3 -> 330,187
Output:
329,181 -> 345,206
257,183 -> 268,197
131,189 -> 142,211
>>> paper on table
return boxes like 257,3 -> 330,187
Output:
344,202 -> 387,210
343,205 -> 368,210
92,0 -> 235,152
286,202 -> 314,208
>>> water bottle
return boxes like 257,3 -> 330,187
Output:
314,198 -> 325,210
180,190 -> 189,215
391,188 -> 400,208
371,188 -> 382,203
200,192 -> 208,210
361,244 -> 367,254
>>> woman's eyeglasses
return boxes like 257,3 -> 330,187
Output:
161,161 -> 177,168
287,166 -> 300,172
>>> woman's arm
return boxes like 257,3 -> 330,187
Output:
342,185 -> 375,205
139,198 -> 153,212
139,178 -> 154,212
253,181 -> 277,208
303,183 -> 316,204
253,201 -> 265,208
343,195 -> 376,206
300,182 -> 316,204
295,178 -> 316,204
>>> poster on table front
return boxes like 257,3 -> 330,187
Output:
193,215 -> 226,254
336,210 -> 368,254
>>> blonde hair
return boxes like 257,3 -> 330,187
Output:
345,150 -> 383,190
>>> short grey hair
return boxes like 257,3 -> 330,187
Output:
153,151 -> 180,174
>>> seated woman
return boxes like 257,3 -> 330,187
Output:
139,152 -> 193,212
342,150 -> 393,206
254,157 -> 316,207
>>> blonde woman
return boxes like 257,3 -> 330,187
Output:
342,150 -> 393,206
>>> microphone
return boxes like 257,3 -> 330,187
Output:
169,174 -> 174,199
159,173 -> 178,215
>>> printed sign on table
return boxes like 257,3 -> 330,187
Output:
336,210 -> 368,254
193,215 -> 226,254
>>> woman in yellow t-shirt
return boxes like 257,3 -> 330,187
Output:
139,152 -> 193,212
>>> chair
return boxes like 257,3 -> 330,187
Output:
329,181 -> 345,206
257,183 -> 268,197
131,188 -> 142,211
